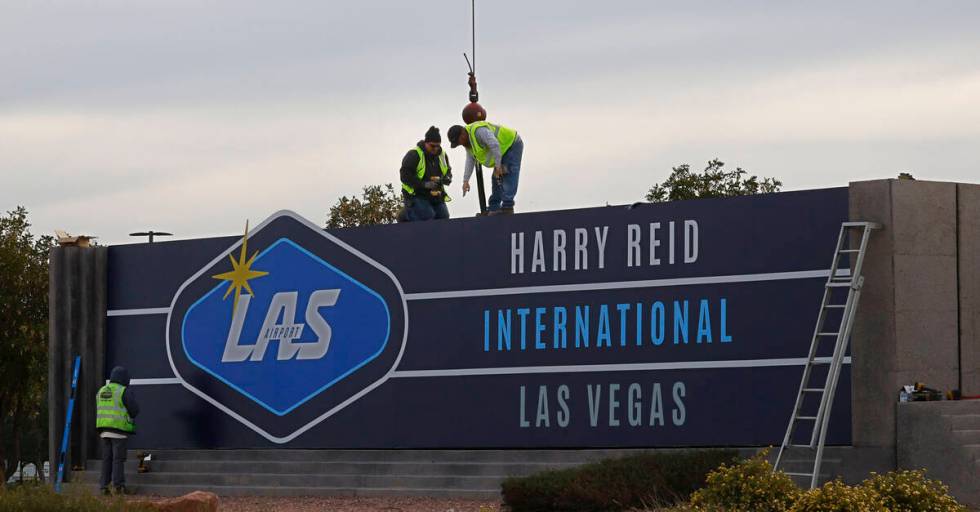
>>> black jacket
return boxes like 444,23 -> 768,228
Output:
400,141 -> 452,201
97,366 -> 140,435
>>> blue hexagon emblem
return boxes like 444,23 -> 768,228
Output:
166,211 -> 407,443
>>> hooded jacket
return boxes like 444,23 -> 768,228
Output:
97,366 -> 140,435
400,141 -> 452,201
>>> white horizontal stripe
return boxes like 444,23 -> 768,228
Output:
391,356 -> 852,378
125,357 -> 852,384
129,378 -> 181,386
107,307 -> 171,317
103,269 -> 851,312
404,268 -> 850,301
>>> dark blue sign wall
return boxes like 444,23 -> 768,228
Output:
106,188 -> 851,449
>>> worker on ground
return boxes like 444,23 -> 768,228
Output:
96,366 -> 139,495
399,126 -> 452,221
448,121 -> 524,215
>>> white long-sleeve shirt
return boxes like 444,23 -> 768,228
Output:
462,126 -> 503,183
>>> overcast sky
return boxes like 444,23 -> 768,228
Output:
2,1 -> 978,244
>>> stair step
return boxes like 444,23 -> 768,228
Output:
961,444 -> 980,460
106,449 -> 646,464
951,429 -> 980,444
72,482 -> 501,499
73,471 -> 506,490
947,414 -> 980,430
83,460 -> 576,477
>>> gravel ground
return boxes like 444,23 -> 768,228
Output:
142,496 -> 502,512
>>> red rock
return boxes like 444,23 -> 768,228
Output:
141,491 -> 219,512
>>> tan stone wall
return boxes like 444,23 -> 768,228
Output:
849,179 -> 969,448
959,184 -> 980,396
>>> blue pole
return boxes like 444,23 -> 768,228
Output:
55,356 -> 81,493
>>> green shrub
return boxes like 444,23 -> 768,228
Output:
790,479 -> 885,512
860,470 -> 965,512
501,449 -> 738,512
0,484 -> 152,512
688,450 -> 800,512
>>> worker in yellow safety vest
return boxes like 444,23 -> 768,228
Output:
95,366 -> 139,494
399,126 -> 452,221
448,121 -> 524,215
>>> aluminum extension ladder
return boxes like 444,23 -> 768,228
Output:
774,221 -> 881,489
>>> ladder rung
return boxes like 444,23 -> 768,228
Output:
803,388 -> 824,393
826,282 -> 853,287
810,360 -> 832,366
824,304 -> 846,309
795,416 -> 817,421
785,471 -> 814,477
817,332 -> 840,336
789,443 -> 814,448
838,249 -> 860,253
842,222 -> 881,228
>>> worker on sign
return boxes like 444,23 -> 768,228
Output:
400,126 -> 453,221
448,121 -> 524,215
96,366 -> 140,495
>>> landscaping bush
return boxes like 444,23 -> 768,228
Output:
0,484 -> 152,512
860,470 -> 965,512
790,479 -> 885,512
501,449 -> 738,512
688,450 -> 800,512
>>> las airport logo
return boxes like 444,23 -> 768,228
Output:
166,211 -> 408,443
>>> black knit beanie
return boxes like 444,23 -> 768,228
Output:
424,126 -> 441,143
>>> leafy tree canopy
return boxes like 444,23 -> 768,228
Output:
325,184 -> 403,229
646,159 -> 782,203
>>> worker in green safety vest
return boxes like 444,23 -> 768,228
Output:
448,121 -> 524,215
399,126 -> 453,221
95,366 -> 140,495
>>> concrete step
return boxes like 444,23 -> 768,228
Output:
84,460 -> 577,477
961,444 -> 980,462
73,471 -> 506,490
952,429 -> 980,445
948,414 -> 980,430
75,447 -> 827,498
74,482 -> 501,499
76,449 -> 627,498
116,448 -> 653,464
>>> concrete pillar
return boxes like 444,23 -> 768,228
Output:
849,179 -> 960,451
959,183 -> 980,395
48,246 -> 108,480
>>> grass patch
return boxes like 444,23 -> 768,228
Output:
0,484 -> 152,512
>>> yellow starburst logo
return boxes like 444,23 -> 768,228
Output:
212,220 -> 269,316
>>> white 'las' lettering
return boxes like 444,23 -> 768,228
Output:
221,289 -> 340,363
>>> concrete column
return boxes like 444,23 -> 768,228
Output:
849,179 -> 960,451
959,183 -> 980,395
48,246 -> 108,480
849,180 -> 897,449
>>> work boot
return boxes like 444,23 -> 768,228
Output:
100,487 -> 111,496
112,485 -> 127,496
488,208 -> 514,216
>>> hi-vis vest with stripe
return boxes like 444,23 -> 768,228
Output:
96,382 -> 135,433
402,147 -> 451,202
465,121 -> 517,168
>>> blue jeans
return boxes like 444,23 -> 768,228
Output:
404,196 -> 449,221
489,136 -> 523,211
